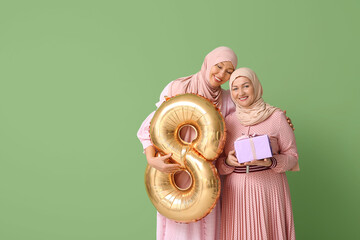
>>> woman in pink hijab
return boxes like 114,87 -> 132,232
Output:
137,46 -> 238,240
217,67 -> 299,240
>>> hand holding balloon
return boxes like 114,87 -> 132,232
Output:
145,94 -> 225,223
145,146 -> 181,173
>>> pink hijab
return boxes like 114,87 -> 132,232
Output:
229,67 -> 280,126
168,46 -> 238,108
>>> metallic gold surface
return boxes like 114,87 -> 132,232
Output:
145,94 -> 226,223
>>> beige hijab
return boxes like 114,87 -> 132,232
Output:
229,67 -> 280,126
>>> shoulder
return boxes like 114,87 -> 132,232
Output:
155,81 -> 174,108
162,81 -> 173,95
270,109 -> 292,132
225,111 -> 237,123
262,109 -> 285,126
271,109 -> 285,119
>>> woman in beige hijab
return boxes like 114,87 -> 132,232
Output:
217,67 -> 299,240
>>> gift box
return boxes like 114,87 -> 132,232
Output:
234,135 -> 273,163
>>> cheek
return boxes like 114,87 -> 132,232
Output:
208,71 -> 214,80
209,66 -> 216,75
249,88 -> 255,99
231,91 -> 237,99
223,74 -> 231,81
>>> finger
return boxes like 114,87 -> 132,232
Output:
163,168 -> 181,173
163,165 -> 182,173
167,164 -> 182,171
229,155 -> 237,161
229,159 -> 241,166
165,163 -> 181,167
245,160 -> 257,165
232,163 -> 241,167
159,153 -> 172,160
232,159 -> 242,166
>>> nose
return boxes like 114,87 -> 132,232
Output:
218,69 -> 226,78
239,88 -> 245,96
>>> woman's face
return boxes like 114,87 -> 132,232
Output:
208,61 -> 234,88
231,76 -> 255,108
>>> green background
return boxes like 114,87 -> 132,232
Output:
1,0 -> 359,239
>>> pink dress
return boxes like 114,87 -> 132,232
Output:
137,83 -> 235,240
217,110 -> 298,240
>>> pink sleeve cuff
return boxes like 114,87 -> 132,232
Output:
141,140 -> 153,152
217,157 -> 235,175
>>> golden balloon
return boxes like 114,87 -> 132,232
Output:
145,93 -> 226,223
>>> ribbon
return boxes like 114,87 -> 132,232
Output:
236,134 -> 257,161
249,137 -> 257,160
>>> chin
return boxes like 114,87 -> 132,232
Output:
210,82 -> 220,88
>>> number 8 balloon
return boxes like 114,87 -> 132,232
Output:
145,93 -> 226,223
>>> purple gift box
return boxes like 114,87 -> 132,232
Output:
234,135 -> 273,163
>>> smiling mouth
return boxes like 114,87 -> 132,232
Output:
214,76 -> 222,82
239,96 -> 248,101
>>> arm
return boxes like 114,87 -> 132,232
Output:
137,82 -> 181,172
137,111 -> 155,150
136,81 -> 173,150
271,111 -> 299,173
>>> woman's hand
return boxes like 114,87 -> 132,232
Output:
225,150 -> 242,167
283,110 -> 294,131
145,146 -> 181,173
244,158 -> 272,167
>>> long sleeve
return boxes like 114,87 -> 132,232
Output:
216,155 -> 235,175
137,111 -> 155,150
271,111 -> 299,173
136,82 -> 172,151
